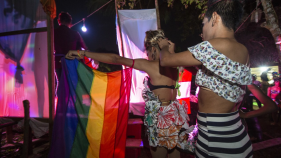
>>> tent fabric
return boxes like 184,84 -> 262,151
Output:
0,1 -> 49,117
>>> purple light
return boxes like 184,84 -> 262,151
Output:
81,26 -> 87,32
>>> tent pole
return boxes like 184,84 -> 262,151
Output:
115,0 -> 125,57
155,0 -> 161,29
47,15 -> 55,142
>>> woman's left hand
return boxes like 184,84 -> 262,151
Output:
65,50 -> 84,59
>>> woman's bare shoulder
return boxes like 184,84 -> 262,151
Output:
208,39 -> 248,65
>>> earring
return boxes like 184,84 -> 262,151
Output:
212,21 -> 214,27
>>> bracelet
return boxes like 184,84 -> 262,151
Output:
131,59 -> 135,68
84,50 -> 87,57
77,50 -> 81,58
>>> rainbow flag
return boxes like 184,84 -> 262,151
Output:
49,58 -> 132,158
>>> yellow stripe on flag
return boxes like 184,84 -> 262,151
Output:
86,70 -> 108,158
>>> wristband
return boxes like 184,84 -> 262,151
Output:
77,50 -> 81,58
131,59 -> 135,68
84,50 -> 87,57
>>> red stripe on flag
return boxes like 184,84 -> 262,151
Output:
113,69 -> 132,158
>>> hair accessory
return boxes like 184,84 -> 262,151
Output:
131,59 -> 135,68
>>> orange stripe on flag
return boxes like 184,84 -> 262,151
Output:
99,71 -> 122,157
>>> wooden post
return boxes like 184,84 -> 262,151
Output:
115,0 -> 125,57
155,0 -> 161,29
6,126 -> 13,143
23,100 -> 32,157
47,15 -> 55,142
0,128 -> 2,158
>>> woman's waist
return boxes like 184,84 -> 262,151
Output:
196,81 -> 245,103
198,91 -> 236,113
197,110 -> 242,130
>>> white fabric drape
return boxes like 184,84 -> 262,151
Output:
116,9 -> 192,116
116,9 -> 157,113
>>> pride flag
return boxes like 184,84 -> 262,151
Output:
49,58 -> 132,158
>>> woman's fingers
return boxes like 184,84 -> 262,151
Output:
167,40 -> 174,45
158,38 -> 169,49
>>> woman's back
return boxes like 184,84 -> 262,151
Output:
145,61 -> 179,105
197,38 -> 249,113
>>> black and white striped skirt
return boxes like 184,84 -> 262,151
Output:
195,111 -> 253,158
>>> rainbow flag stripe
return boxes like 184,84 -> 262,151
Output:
49,58 -> 132,158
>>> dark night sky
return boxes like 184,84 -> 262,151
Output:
54,0 -> 203,54
54,0 -> 281,55
55,0 -> 119,53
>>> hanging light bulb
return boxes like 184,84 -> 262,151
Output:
81,18 -> 87,32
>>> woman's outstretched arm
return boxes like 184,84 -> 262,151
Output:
65,50 -> 154,73
240,84 -> 278,118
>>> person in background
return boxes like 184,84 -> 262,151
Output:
267,78 -> 281,125
54,12 -> 88,77
54,12 -> 88,94
249,74 -> 262,109
260,71 -> 270,95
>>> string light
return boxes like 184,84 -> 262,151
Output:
71,0 -> 113,31
81,18 -> 87,32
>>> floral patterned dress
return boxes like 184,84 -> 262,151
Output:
142,77 -> 197,152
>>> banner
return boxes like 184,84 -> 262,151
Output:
49,58 -> 132,158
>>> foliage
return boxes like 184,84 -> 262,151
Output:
236,22 -> 279,67
87,0 -> 281,66
87,0 -> 204,42
168,0 -> 207,19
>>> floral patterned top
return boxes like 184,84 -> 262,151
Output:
188,41 -> 252,103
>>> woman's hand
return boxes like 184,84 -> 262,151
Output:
239,110 -> 248,118
158,38 -> 169,50
65,50 -> 84,59
168,40 -> 175,54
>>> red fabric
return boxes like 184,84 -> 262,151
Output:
179,98 -> 191,114
84,57 -> 96,69
113,68 -> 132,158
179,69 -> 192,82
178,69 -> 192,114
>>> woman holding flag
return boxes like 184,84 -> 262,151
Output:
66,30 -> 195,158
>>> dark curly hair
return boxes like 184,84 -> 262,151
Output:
260,72 -> 269,82
58,12 -> 72,24
205,0 -> 244,31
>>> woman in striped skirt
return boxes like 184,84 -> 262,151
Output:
158,0 -> 278,157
